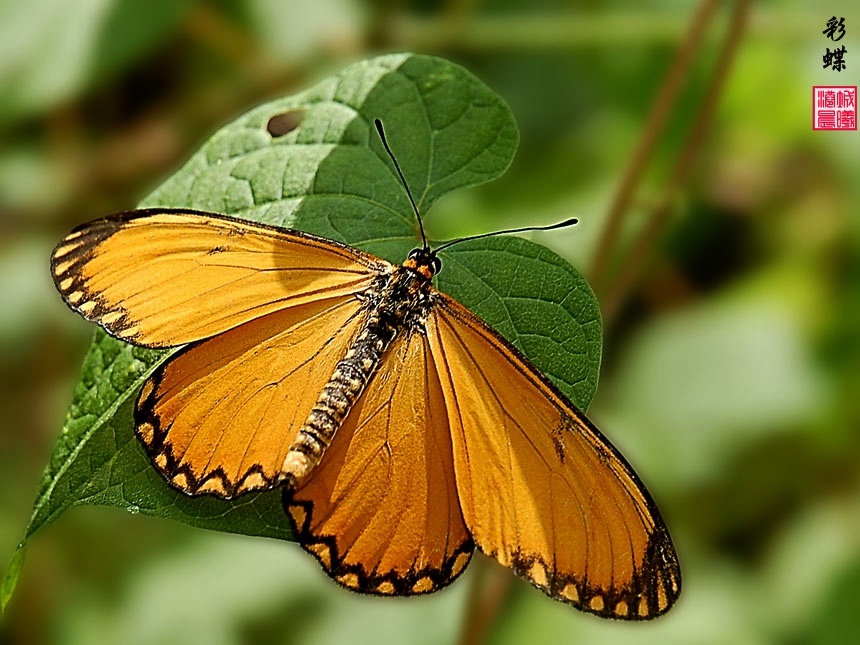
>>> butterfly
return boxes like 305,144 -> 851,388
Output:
50,120 -> 680,619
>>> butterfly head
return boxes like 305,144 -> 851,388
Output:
403,248 -> 441,281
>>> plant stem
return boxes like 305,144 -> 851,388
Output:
601,0 -> 752,324
589,0 -> 721,293
459,556 -> 512,645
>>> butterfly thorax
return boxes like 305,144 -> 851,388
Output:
280,250 -> 439,488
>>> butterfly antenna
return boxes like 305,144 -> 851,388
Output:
374,118 -> 428,250
435,218 -> 579,252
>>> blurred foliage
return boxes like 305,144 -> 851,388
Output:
1,0 -> 858,643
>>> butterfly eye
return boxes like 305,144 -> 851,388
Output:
407,249 -> 421,262
431,255 -> 442,276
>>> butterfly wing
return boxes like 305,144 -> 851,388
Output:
52,208 -> 389,497
51,209 -> 384,347
136,295 -> 369,498
285,328 -> 474,595
426,295 -> 681,619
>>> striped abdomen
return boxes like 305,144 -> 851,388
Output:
279,307 -> 398,488
280,263 -> 435,489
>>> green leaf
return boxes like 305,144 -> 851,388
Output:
6,53 -> 602,607
0,544 -> 25,612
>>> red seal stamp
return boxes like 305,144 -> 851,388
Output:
813,86 -> 857,130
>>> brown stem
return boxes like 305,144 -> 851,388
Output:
589,0 -> 721,292
458,556 -> 512,645
601,0 -> 753,324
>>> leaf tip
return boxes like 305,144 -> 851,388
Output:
1,543 -> 27,613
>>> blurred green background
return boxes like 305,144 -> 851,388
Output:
1,0 -> 858,643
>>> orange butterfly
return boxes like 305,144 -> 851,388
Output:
51,121 -> 680,619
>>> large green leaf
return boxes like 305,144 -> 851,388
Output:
3,53 -> 601,610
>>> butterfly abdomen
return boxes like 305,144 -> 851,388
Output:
280,264 -> 434,489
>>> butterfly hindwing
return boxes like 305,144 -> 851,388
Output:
285,327 -> 474,595
135,295 -> 368,498
51,209 -> 384,347
426,295 -> 681,619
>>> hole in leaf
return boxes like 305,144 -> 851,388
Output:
267,110 -> 305,137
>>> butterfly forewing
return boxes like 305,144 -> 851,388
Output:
427,296 -> 681,619
136,295 -> 368,498
51,210 -> 384,347
285,328 -> 474,595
